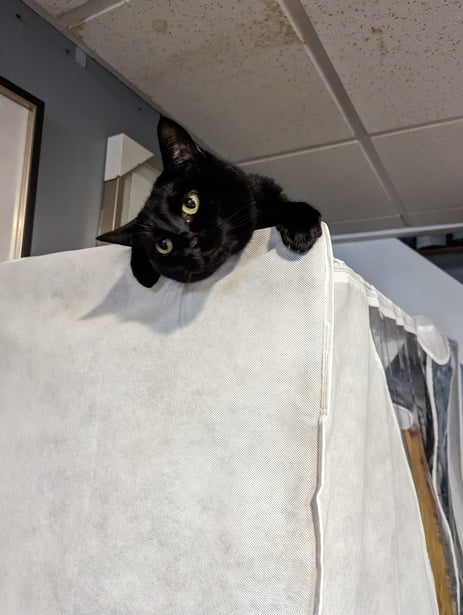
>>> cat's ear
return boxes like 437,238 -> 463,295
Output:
130,243 -> 160,288
97,218 -> 137,246
157,116 -> 203,169
97,220 -> 159,287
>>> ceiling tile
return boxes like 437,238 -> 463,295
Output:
407,208 -> 463,227
301,0 -> 463,132
240,142 -> 397,224
33,0 -> 87,16
329,216 -> 404,235
373,120 -> 463,213
71,0 -> 353,160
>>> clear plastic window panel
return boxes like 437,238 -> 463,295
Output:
369,307 -> 461,614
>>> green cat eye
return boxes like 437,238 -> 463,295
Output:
182,190 -> 200,215
155,238 -> 173,255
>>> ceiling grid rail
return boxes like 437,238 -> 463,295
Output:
276,0 -> 412,226
58,0 -> 129,28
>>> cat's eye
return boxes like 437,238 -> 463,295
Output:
155,238 -> 173,255
182,191 -> 200,215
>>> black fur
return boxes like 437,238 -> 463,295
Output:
97,117 -> 322,287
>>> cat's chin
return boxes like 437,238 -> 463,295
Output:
163,266 -> 222,284
159,246 -> 240,283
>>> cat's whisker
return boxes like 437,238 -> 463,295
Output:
208,206 -> 258,231
226,214 -> 257,230
222,203 -> 257,222
223,202 -> 275,227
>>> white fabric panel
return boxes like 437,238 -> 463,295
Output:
0,223 -> 440,614
0,226 -> 331,615
318,263 -> 439,615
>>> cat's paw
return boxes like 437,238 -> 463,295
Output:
277,205 -> 322,254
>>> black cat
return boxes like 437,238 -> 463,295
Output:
97,117 -> 322,287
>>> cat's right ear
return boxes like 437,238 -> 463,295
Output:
130,243 -> 160,288
97,220 -> 160,287
97,218 -> 136,246
157,116 -> 204,170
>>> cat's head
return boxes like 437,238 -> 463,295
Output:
97,117 -> 257,286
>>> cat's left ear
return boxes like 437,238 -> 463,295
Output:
97,218 -> 136,246
158,116 -> 204,169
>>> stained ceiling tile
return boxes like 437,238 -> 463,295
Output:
240,142 -> 398,224
373,120 -> 463,213
301,0 -> 463,132
69,0 -> 352,160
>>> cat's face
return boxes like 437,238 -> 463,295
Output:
98,118 -> 257,286
135,151 -> 256,284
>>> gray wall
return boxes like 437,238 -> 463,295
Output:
334,238 -> 463,356
424,253 -> 463,285
1,0 -> 161,256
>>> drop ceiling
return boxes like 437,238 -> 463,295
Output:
24,0 -> 463,236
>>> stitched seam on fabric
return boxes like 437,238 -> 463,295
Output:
320,223 -> 334,416
311,224 -> 333,615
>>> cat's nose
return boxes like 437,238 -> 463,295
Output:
190,236 -> 200,252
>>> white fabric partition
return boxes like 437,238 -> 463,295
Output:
0,224 -> 440,614
0,227 -> 330,614
319,262 -> 438,615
